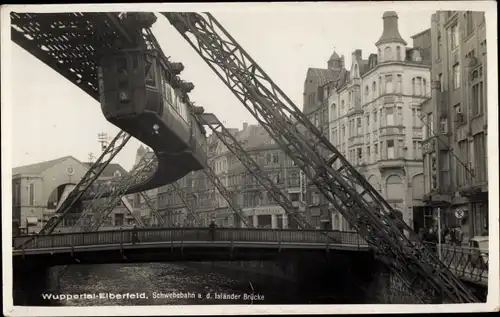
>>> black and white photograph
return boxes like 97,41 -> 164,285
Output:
1,2 -> 498,315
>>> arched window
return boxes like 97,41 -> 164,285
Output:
384,47 -> 392,61
386,175 -> 403,200
396,46 -> 402,61
422,78 -> 427,96
365,85 -> 369,98
378,48 -> 382,62
331,103 -> 337,119
372,82 -> 376,94
341,100 -> 345,114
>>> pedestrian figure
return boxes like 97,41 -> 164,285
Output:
132,224 -> 139,244
209,219 -> 217,241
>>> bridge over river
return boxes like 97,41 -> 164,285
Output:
13,228 -> 488,287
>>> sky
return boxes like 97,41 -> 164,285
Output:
9,5 -> 437,171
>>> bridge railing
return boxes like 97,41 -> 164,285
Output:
13,228 -> 368,250
423,242 -> 489,284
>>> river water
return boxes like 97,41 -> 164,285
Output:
54,262 -> 307,306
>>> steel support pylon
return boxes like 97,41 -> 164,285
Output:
39,131 -> 131,235
161,12 -> 478,303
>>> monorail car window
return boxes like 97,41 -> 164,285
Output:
144,54 -> 156,87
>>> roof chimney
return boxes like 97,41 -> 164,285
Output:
376,11 -> 407,46
243,122 -> 248,131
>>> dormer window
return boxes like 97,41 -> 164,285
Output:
412,50 -> 422,62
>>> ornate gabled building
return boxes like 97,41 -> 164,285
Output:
322,11 -> 431,231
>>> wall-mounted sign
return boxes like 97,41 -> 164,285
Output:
455,208 -> 465,219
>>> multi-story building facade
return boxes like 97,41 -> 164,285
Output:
302,50 -> 348,229
326,11 -> 431,231
420,11 -> 488,240
159,121 -> 305,228
12,156 -> 128,234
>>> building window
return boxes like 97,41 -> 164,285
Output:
454,103 -> 463,124
341,100 -> 345,114
372,82 -> 376,96
331,103 -> 337,120
357,117 -> 362,135
386,107 -> 394,126
451,23 -> 459,48
422,78 -> 427,96
396,46 -> 402,61
412,77 -> 423,95
385,75 -> 393,93
365,86 -> 369,98
366,114 -> 370,129
452,63 -> 460,89
437,35 -> 442,60
439,118 -> 448,133
29,183 -> 35,206
413,141 -> 422,159
374,143 -> 379,158
387,140 -> 395,159
397,107 -> 403,126
366,145 -> 371,163
374,110 -> 377,123
457,140 -> 469,186
357,148 -> 363,163
474,133 -> 487,182
384,46 -> 392,61
472,81 -> 484,116
412,108 -> 422,127
396,75 -> 403,93
465,11 -> 474,36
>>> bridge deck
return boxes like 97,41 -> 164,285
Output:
12,228 -> 488,286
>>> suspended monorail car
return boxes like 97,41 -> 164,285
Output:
97,48 -> 207,191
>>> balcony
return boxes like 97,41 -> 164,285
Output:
382,95 -> 402,104
379,125 -> 405,137
377,156 -> 405,170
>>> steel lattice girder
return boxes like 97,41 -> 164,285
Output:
200,165 -> 252,228
161,12 -> 478,303
170,181 -> 200,226
197,113 -> 311,229
38,131 -> 131,235
85,153 -> 158,232
140,192 -> 166,226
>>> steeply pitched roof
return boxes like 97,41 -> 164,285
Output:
306,68 -> 339,86
82,162 -> 129,177
358,60 -> 371,76
12,156 -> 75,175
